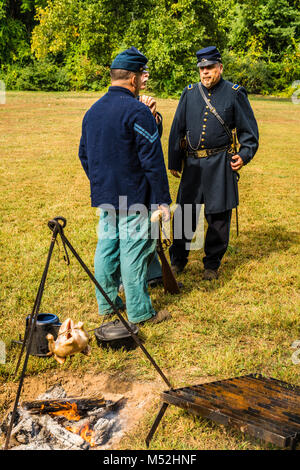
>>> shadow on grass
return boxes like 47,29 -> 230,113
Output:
226,224 -> 299,276
163,225 -> 299,297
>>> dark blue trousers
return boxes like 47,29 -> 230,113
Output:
169,207 -> 232,271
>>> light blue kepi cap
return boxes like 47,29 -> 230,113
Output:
110,47 -> 148,72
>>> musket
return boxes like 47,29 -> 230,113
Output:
151,210 -> 180,295
231,128 -> 240,236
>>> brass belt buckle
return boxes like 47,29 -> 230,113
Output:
196,150 -> 207,158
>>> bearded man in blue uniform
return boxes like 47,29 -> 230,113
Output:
168,46 -> 259,280
79,47 -> 171,324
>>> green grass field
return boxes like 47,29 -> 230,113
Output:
0,91 -> 299,450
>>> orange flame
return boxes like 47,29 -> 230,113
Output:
66,423 -> 96,447
79,424 -> 96,447
50,402 -> 81,421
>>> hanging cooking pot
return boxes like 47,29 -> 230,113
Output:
25,313 -> 61,357
94,319 -> 139,351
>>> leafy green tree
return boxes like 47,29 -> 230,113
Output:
1,0 -> 299,94
31,0 -> 226,93
31,0 -> 148,88
0,0 -> 47,64
32,0 -> 149,62
227,0 -> 300,59
142,0 -> 226,94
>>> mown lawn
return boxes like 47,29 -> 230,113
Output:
0,91 -> 299,450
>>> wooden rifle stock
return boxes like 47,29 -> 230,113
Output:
156,237 -> 180,294
151,210 -> 180,295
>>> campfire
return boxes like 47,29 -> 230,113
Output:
66,423 -> 96,447
49,402 -> 82,421
1,385 -> 124,450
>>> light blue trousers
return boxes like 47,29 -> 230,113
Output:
146,251 -> 162,281
94,211 -> 157,324
118,242 -> 162,286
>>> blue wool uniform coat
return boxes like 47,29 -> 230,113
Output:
79,86 -> 171,209
168,78 -> 259,214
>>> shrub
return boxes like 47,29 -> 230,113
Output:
0,61 -> 70,91
65,55 -> 110,91
222,50 -> 300,96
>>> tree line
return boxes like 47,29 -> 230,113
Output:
0,0 -> 299,96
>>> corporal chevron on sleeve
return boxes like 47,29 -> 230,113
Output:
134,123 -> 159,143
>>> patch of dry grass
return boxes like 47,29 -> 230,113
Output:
0,91 -> 299,449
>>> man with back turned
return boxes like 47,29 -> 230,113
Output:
168,46 -> 259,280
79,47 -> 171,324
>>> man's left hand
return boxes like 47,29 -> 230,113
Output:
139,95 -> 156,116
230,154 -> 244,171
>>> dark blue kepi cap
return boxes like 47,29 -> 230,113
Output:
196,46 -> 222,67
110,46 -> 148,72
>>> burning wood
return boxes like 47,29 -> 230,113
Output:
38,414 -> 89,450
1,386 -> 124,450
49,402 -> 81,421
66,422 -> 96,447
22,396 -> 106,420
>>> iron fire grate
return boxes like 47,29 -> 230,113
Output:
146,374 -> 300,449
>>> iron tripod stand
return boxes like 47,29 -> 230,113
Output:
4,216 -> 172,450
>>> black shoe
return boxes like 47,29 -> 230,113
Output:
203,269 -> 219,280
171,264 -> 184,275
147,277 -> 164,288
140,309 -> 172,325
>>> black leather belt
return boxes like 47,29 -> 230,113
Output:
188,144 -> 232,158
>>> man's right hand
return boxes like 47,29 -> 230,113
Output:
158,204 -> 171,222
170,170 -> 181,178
139,95 -> 157,116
